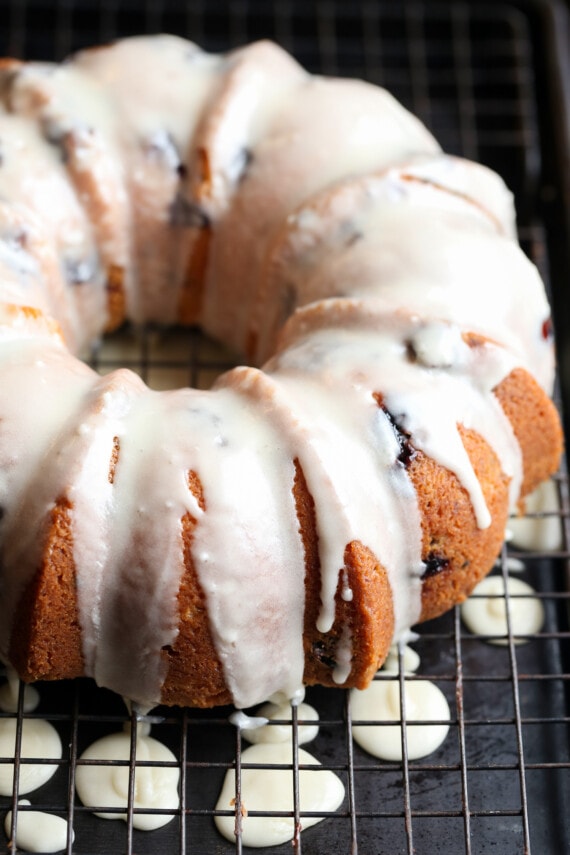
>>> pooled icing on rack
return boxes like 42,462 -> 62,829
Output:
236,700 -> 319,745
0,36 -> 560,711
461,575 -> 544,644
0,310 -> 524,707
0,670 -> 40,713
215,742 -> 345,848
4,800 -> 73,854
350,646 -> 450,761
508,479 -> 563,551
74,726 -> 179,831
0,717 -> 61,796
351,677 -> 450,761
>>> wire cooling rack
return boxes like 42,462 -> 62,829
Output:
0,1 -> 569,853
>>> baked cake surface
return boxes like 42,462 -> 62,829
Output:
0,36 -> 563,709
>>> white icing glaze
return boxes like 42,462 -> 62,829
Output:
351,676 -> 450,761
508,479 -> 562,551
272,309 -> 522,530
496,556 -> 526,573
397,154 -> 518,238
4,799 -> 73,853
239,701 -> 319,745
0,109 -> 111,352
0,671 -> 40,713
230,710 -> 269,731
219,355 -> 424,643
332,623 -> 353,684
0,36 -> 558,711
202,73 -> 441,354
214,742 -> 345,847
382,644 -> 421,674
74,730 -> 179,831
254,158 -> 554,387
0,718 -> 61,795
176,385 -> 306,709
461,575 -> 544,644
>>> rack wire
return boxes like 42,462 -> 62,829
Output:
0,1 -> 569,853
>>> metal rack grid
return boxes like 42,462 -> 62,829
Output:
0,1 -> 569,853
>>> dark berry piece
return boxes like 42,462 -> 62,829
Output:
231,147 -> 254,183
542,317 -> 553,340
381,407 -> 417,468
169,194 -> 210,229
421,552 -> 450,579
65,257 -> 94,286
144,130 -> 181,172
312,641 -> 337,670
345,230 -> 363,248
43,120 -> 68,163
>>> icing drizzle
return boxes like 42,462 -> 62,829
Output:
0,36 -> 556,710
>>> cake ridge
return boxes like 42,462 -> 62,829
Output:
0,35 -> 563,709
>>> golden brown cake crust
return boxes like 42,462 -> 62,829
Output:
161,471 -> 232,707
177,227 -> 211,325
415,426 -> 510,623
9,498 -> 84,682
0,37 -> 564,712
294,460 -> 395,691
494,367 -> 563,500
9,359 -> 563,707
105,264 -> 127,332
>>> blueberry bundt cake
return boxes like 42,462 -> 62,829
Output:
0,36 -> 563,709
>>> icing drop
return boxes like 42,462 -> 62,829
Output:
4,800 -> 73,853
332,623 -> 353,685
75,730 -> 179,831
0,672 -> 40,713
239,701 -> 319,745
508,479 -> 562,551
461,575 -> 544,644
214,742 -> 344,847
229,710 -> 269,732
495,556 -> 526,573
0,36 -> 559,713
351,676 -> 450,761
382,643 -> 421,674
0,718 -> 61,796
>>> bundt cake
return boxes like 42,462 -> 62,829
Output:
0,35 -> 563,710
